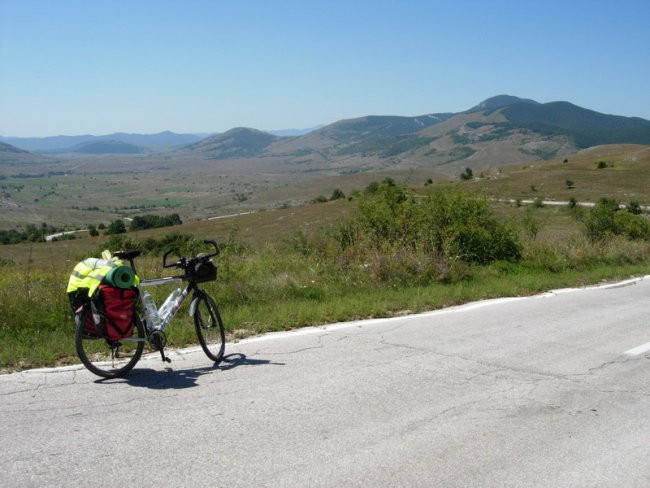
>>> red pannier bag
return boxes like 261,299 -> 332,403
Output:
86,285 -> 138,340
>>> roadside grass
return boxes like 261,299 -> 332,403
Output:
4,256 -> 646,372
2,194 -> 650,372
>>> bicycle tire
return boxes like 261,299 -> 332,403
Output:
75,308 -> 146,378
193,293 -> 226,363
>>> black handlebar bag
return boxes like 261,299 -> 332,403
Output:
192,260 -> 217,283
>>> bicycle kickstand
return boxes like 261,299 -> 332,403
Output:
159,349 -> 172,363
149,330 -> 172,363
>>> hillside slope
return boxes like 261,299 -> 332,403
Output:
172,95 -> 650,177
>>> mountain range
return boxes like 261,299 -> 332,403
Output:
0,131 -> 206,153
2,95 -> 649,175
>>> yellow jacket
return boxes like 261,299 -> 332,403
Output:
66,257 -> 139,297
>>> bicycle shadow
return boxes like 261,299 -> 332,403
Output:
218,352 -> 285,371
98,352 -> 284,389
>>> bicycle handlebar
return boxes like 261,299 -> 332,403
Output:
162,240 -> 220,269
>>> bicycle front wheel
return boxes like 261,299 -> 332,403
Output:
75,308 -> 146,379
193,293 -> 226,363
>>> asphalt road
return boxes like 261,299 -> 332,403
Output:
1,277 -> 649,487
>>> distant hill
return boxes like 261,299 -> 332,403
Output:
315,114 -> 453,142
499,101 -> 650,147
268,125 -> 324,136
173,96 -> 649,176
180,128 -> 279,159
70,139 -> 146,155
0,141 -> 29,154
0,141 -> 51,165
466,94 -> 539,113
3,95 -> 649,176
0,131 -> 205,153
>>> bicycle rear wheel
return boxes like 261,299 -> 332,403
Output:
193,293 -> 226,363
75,308 -> 146,378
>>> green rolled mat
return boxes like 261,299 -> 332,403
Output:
105,265 -> 136,289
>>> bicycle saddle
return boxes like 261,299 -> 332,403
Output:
113,249 -> 142,260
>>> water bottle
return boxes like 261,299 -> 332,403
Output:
142,290 -> 162,330
159,287 -> 182,324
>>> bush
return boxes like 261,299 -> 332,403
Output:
460,167 -> 473,180
627,200 -> 642,215
583,198 -> 619,241
612,211 -> 650,240
129,213 -> 182,231
341,186 -> 521,266
582,197 -> 650,241
105,219 -> 126,235
329,188 -> 346,201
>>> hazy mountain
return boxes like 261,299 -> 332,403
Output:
176,96 -> 649,175
313,114 -> 453,142
0,141 -> 29,154
268,125 -> 324,136
3,95 -> 649,175
69,139 -> 147,155
179,127 -> 279,159
0,131 -> 205,153
0,141 -> 51,164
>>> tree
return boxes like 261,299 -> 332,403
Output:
105,219 -> 127,235
460,168 -> 473,180
88,224 -> 99,237
330,188 -> 346,201
565,180 -> 575,189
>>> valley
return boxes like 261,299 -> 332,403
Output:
1,95 -> 649,232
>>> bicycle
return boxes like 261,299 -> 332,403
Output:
74,240 -> 226,378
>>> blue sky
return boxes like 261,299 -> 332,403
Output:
1,0 -> 649,137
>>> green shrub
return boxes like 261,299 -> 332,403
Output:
460,167 -> 473,180
129,213 -> 182,231
105,219 -> 127,235
329,188 -> 346,201
627,200 -> 642,215
612,211 -> 650,240
582,197 -> 650,241
341,186 -> 521,266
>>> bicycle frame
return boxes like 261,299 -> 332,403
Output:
138,276 -> 193,332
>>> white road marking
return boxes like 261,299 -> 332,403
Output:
625,342 -> 650,356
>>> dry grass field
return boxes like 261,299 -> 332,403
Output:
460,144 -> 650,204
